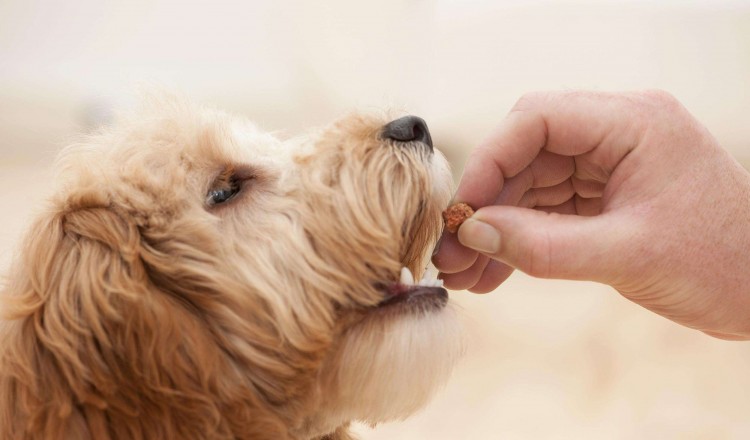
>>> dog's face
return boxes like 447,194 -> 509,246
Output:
0,97 -> 461,439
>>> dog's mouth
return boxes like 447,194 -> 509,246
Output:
376,267 -> 448,310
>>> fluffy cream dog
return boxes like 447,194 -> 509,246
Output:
0,96 -> 462,439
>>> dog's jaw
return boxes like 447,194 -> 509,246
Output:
291,130 -> 462,439
303,305 -> 463,438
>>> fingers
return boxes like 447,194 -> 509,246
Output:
456,205 -> 628,282
440,254 -> 490,290
434,192 -> 603,287
571,176 -> 605,198
432,232 -> 478,274
518,180 -> 575,208
455,110 -> 547,208
512,91 -> 642,158
440,255 -> 514,293
494,151 -> 575,205
455,91 -> 643,209
439,90 -> 647,290
528,151 -> 575,188
469,260 -> 514,294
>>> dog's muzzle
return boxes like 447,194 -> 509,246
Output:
374,116 -> 445,312
376,267 -> 448,312
382,115 -> 433,151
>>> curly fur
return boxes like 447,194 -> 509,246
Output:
0,95 -> 461,439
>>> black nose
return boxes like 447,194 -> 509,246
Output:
382,115 -> 433,150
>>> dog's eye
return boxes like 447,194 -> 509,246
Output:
207,177 -> 241,207
206,165 -> 259,208
208,185 -> 239,205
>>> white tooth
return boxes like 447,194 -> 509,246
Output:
415,265 -> 439,287
416,266 -> 445,288
423,265 -> 439,281
400,267 -> 415,285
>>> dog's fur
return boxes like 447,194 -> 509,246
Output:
0,96 -> 461,439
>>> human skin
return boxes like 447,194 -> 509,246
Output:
433,90 -> 750,340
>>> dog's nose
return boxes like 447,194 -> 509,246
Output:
382,116 -> 433,150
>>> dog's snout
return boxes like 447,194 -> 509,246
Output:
382,116 -> 433,150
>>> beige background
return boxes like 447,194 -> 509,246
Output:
2,0 -> 750,438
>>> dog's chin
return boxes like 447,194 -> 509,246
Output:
311,248 -> 462,434
342,272 -> 459,427
312,304 -> 463,436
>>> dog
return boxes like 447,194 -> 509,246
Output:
0,95 -> 463,439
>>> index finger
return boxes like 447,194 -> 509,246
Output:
455,91 -> 641,209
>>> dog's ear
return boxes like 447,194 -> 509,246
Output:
0,202 -> 287,439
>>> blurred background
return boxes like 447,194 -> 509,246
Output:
2,0 -> 750,438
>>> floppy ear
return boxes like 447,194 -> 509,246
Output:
0,202 -> 287,439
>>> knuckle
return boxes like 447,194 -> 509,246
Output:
512,91 -> 553,112
639,89 -> 678,106
632,89 -> 682,114
622,89 -> 686,133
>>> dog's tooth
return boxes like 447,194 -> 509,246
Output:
400,267 -> 415,285
417,274 -> 444,288
423,265 -> 439,281
416,265 -> 439,287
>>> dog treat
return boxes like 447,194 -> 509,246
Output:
442,202 -> 474,233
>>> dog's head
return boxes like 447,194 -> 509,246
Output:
0,96 -> 461,439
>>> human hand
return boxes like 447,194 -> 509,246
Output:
433,90 -> 750,340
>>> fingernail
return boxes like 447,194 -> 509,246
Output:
458,219 -> 500,254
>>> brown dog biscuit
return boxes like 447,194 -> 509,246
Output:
442,202 -> 475,233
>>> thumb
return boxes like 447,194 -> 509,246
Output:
457,205 -> 625,282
